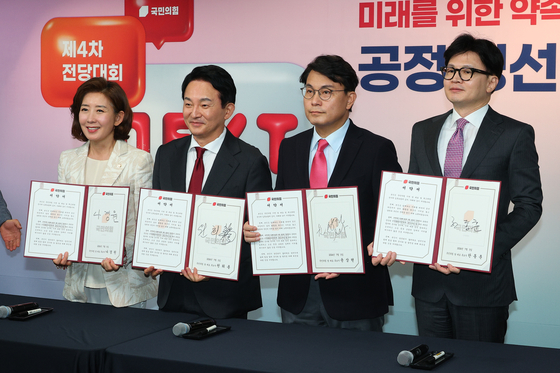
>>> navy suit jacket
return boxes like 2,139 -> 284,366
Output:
409,106 -> 542,307
153,129 -> 272,318
276,120 -> 402,321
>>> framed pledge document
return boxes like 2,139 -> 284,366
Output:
24,181 -> 129,265
132,189 -> 245,281
247,187 -> 364,275
372,171 -> 500,273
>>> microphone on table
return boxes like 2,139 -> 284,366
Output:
173,319 -> 216,336
0,302 -> 40,318
397,344 -> 430,366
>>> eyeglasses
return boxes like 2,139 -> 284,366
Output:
440,66 -> 492,81
301,87 -> 346,101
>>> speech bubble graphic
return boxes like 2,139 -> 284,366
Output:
41,16 -> 146,108
125,0 -> 194,49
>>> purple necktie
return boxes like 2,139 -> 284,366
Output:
188,147 -> 206,194
444,118 -> 468,178
310,139 -> 329,188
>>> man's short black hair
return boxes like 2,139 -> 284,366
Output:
181,65 -> 236,108
300,55 -> 359,92
444,33 -> 504,79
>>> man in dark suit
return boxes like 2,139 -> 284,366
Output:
409,34 -> 542,342
146,65 -> 272,319
0,190 -> 21,251
246,55 -> 402,331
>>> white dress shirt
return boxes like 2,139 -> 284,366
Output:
308,119 -> 351,181
437,105 -> 489,173
185,127 -> 227,190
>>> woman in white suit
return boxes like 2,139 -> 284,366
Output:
53,77 -> 157,307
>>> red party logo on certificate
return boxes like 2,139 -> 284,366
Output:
41,16 -> 146,108
465,186 -> 469,189
324,195 -> 328,199
267,197 -> 271,201
213,202 -> 217,206
159,196 -> 163,200
404,180 -> 408,184
125,0 -> 194,50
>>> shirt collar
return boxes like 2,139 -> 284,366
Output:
188,127 -> 227,154
310,118 -> 350,152
449,105 -> 489,130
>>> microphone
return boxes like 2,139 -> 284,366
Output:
172,319 -> 216,336
0,302 -> 40,318
397,344 -> 429,366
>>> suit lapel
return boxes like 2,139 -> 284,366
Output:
101,140 -> 127,186
202,130 -> 240,195
461,106 -> 504,178
170,137 -> 191,192
425,111 -> 449,177
329,120 -> 361,187
69,143 -> 89,184
296,130 -> 314,188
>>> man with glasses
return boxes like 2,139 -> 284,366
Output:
246,55 -> 401,330
409,34 -> 542,342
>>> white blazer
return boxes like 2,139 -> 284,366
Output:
58,140 -> 158,307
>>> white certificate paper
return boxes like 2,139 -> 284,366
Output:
133,189 -> 193,272
247,190 -> 308,275
24,181 -> 129,264
188,195 -> 245,281
81,186 -> 129,265
372,172 -> 444,265
306,188 -> 364,274
372,172 -> 500,272
437,178 -> 500,272
25,182 -> 85,261
248,188 -> 364,275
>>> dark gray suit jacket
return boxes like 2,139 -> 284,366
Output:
409,106 -> 542,307
153,129 -> 272,318
276,120 -> 402,321
0,191 -> 12,227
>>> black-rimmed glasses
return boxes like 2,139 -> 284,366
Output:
301,87 -> 345,101
440,66 -> 492,81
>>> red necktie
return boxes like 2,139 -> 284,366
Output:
188,147 -> 206,194
310,139 -> 329,188
444,118 -> 468,178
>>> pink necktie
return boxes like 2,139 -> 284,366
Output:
444,118 -> 468,178
188,147 -> 206,194
310,139 -> 329,188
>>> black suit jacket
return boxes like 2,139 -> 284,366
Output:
276,120 -> 402,321
153,130 -> 272,318
409,106 -> 542,307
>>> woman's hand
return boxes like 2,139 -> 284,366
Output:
101,258 -> 120,272
53,252 -> 71,269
